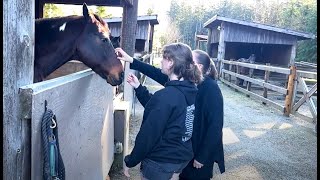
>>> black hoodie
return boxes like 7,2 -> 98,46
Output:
128,58 -> 225,175
124,80 -> 198,168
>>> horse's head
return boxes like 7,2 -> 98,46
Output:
75,3 -> 124,86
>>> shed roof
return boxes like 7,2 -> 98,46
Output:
105,15 -> 159,25
204,15 -> 315,40
42,0 -> 129,7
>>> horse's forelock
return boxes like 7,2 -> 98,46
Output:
90,14 -> 110,37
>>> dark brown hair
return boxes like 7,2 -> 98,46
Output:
193,49 -> 218,80
162,43 -> 203,84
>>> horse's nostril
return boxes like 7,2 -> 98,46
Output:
120,72 -> 124,80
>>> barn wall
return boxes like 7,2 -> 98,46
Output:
108,21 -> 151,40
136,21 -> 150,39
109,23 -> 122,37
223,22 -> 298,45
210,28 -> 220,43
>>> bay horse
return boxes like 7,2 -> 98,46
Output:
35,3 -> 124,86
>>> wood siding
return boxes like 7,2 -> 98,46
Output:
223,22 -> 298,45
109,21 -> 151,40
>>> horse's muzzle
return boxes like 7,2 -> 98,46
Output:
107,72 -> 124,86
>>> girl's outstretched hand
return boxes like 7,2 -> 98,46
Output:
127,73 -> 140,89
115,48 -> 134,63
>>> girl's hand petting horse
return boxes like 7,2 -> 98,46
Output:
115,48 -> 133,63
127,73 -> 140,89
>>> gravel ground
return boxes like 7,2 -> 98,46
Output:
109,74 -> 317,180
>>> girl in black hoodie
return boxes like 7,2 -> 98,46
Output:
115,48 -> 225,180
117,43 -> 202,180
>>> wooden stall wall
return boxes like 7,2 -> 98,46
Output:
20,70 -> 115,180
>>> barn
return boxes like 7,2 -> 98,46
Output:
201,15 -> 317,124
203,15 -> 315,69
105,15 -> 159,54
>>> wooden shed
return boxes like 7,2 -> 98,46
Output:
105,15 -> 159,53
204,15 -> 316,67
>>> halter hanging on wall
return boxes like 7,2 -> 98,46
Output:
42,100 -> 65,180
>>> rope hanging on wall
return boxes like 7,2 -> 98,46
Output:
41,100 -> 65,180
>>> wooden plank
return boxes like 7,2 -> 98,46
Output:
222,69 -> 287,94
222,60 -> 291,74
220,78 -> 285,111
297,70 -> 317,80
284,65 -> 297,116
4,0 -> 34,179
20,70 -> 115,180
207,29 -> 212,56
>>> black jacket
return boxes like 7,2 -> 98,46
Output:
129,58 -> 225,174
124,79 -> 198,168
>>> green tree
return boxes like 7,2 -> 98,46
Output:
43,4 -> 63,18
147,8 -> 154,15
95,6 -> 112,18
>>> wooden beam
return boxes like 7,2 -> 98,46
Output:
206,28 -> 212,56
297,70 -> 317,80
222,69 -> 287,94
290,44 -> 296,65
121,0 -> 138,110
220,78 -> 285,111
222,60 -> 291,74
217,22 -> 225,77
4,0 -> 34,179
284,65 -> 297,116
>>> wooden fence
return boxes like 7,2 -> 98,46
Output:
217,59 -> 317,128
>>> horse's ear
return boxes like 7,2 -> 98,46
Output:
83,3 -> 91,22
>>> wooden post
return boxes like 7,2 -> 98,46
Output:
284,65 -> 297,116
235,65 -> 240,86
121,0 -> 138,103
206,29 -> 212,56
217,22 -> 225,78
262,63 -> 270,104
228,63 -> 232,82
4,0 -> 35,179
35,0 -> 44,18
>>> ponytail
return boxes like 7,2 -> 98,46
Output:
185,63 -> 203,84
206,59 -> 218,80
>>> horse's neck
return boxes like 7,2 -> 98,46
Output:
35,18 -> 83,80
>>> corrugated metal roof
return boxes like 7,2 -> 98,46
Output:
204,15 -> 315,40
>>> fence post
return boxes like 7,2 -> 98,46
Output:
284,65 -> 297,116
262,63 -> 270,104
228,62 -> 232,82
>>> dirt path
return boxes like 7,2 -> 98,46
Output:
110,76 -> 317,180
